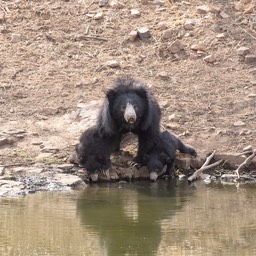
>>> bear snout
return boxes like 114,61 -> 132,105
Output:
124,103 -> 137,123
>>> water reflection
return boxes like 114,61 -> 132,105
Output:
0,181 -> 256,256
77,180 -> 192,256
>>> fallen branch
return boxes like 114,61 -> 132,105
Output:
235,149 -> 256,178
188,150 -> 223,182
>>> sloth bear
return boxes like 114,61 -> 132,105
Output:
97,76 -> 161,164
143,130 -> 197,181
76,126 -> 121,181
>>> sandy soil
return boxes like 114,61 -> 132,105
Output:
0,0 -> 255,169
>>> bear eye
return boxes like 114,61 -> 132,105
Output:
121,104 -> 126,111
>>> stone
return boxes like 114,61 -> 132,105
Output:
243,145 -> 253,152
162,29 -> 172,39
203,54 -> 215,63
248,93 -> 256,98
216,33 -> 225,40
94,12 -> 104,20
158,22 -> 168,30
219,11 -> 230,19
56,164 -> 75,170
245,55 -> 256,64
128,30 -> 138,41
209,5 -> 221,13
237,46 -> 250,56
41,147 -> 59,153
168,40 -> 184,53
106,60 -> 120,68
184,21 -> 194,30
3,129 -> 26,135
137,27 -> 151,40
196,5 -> 210,14
99,0 -> 107,7
11,33 -> 21,43
0,137 -> 9,146
191,43 -> 206,51
53,173 -> 86,189
233,120 -> 246,127
131,9 -> 140,17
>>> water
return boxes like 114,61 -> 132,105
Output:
0,180 -> 256,256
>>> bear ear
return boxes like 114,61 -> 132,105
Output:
135,87 -> 148,99
106,89 -> 116,101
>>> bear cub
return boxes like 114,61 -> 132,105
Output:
76,126 -> 120,181
143,130 -> 197,181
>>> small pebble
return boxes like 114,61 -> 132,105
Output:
106,60 -> 120,68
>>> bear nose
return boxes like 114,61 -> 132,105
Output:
124,103 -> 137,124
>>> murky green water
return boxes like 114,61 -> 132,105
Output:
0,180 -> 256,256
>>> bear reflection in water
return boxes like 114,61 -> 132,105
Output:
77,180 -> 192,255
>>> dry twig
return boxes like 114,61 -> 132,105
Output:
235,149 -> 256,178
188,150 -> 223,182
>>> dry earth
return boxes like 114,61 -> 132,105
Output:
0,0 -> 256,178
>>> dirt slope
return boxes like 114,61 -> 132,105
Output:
0,0 -> 255,167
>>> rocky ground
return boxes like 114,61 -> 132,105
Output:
0,0 -> 256,196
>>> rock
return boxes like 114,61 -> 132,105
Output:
184,21 -> 194,30
106,60 -> 120,68
99,0 -> 107,7
57,164 -> 75,170
131,9 -> 140,17
168,113 -> 179,122
209,5 -> 221,13
11,33 -> 22,43
245,55 -> 256,64
196,5 -> 210,14
0,180 -> 25,197
191,43 -> 206,51
233,120 -> 246,127
0,137 -> 10,146
158,72 -> 170,80
219,11 -> 230,19
162,29 -> 172,39
94,12 -> 104,20
137,27 -> 151,40
248,93 -> 256,98
237,46 -> 250,56
31,141 -> 43,145
41,147 -> 60,153
216,33 -> 225,40
149,0 -> 165,5
203,54 -> 215,63
128,30 -> 138,41
250,80 -> 256,85
53,173 -> 86,189
168,40 -> 184,53
0,167 -> 4,176
159,100 -> 169,108
158,22 -> 168,30
243,145 -> 253,152
3,129 -> 26,135
109,0 -> 124,9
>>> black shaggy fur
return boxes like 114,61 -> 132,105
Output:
76,126 -> 120,173
143,130 -> 197,181
97,76 -> 161,163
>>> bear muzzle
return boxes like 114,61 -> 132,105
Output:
124,103 -> 137,124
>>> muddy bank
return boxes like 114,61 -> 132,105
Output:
1,151 -> 256,197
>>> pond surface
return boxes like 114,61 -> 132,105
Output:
0,180 -> 256,256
